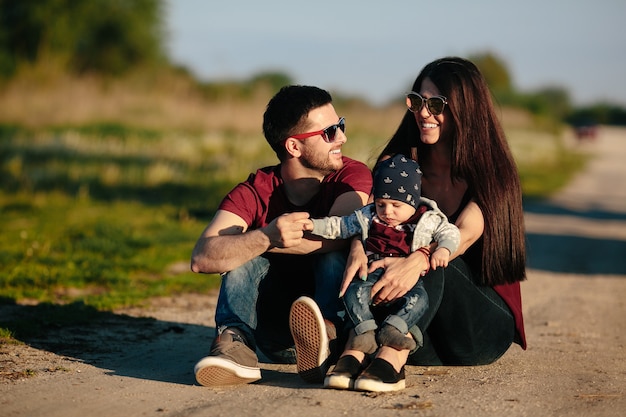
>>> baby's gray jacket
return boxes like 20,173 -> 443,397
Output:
309,197 -> 460,255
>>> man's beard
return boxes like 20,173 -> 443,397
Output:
300,147 -> 342,176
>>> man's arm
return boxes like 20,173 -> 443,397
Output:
328,190 -> 370,217
190,210 -> 310,274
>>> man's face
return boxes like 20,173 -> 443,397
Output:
297,103 -> 347,176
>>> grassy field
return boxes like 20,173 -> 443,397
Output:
0,72 -> 585,314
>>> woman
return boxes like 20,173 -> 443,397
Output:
332,57 -> 527,392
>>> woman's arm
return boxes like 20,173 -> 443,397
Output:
339,236 -> 369,296
449,200 -> 484,259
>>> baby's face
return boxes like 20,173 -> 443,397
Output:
374,198 -> 416,227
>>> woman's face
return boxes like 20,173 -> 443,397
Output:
412,77 -> 446,145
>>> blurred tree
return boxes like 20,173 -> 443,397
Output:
469,51 -> 513,96
468,52 -> 583,125
524,87 -> 572,120
249,71 -> 294,93
199,71 -> 294,100
567,103 -> 626,126
0,0 -> 166,77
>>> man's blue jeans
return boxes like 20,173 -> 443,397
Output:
343,267 -> 428,344
407,258 -> 516,366
214,251 -> 346,363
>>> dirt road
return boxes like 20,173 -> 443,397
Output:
1,127 -> 625,417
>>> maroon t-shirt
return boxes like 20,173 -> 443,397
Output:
219,157 -> 372,227
218,157 -> 372,330
494,282 -> 526,349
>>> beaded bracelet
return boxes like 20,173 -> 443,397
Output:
417,247 -> 431,274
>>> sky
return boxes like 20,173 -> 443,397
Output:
164,0 -> 626,107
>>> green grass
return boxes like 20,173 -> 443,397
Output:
0,122 -> 587,315
0,326 -> 18,344
518,150 -> 586,198
0,191 -> 219,310
507,128 -> 587,198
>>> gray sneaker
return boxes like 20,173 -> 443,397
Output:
194,329 -> 261,386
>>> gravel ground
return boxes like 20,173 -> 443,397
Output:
1,127 -> 625,417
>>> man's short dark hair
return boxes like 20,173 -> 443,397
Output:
263,85 -> 332,159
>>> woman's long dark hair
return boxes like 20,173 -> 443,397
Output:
380,57 -> 526,285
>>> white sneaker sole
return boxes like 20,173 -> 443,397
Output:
353,377 -> 406,392
324,374 -> 353,390
289,296 -> 329,383
194,356 -> 261,386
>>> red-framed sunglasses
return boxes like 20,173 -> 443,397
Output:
288,117 -> 346,143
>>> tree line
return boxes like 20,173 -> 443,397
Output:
469,53 -> 626,127
0,0 -> 623,126
0,0 -> 165,77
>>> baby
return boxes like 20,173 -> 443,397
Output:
303,154 -> 460,356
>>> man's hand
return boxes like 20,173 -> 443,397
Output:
262,212 -> 311,248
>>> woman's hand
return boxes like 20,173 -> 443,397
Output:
340,237 -> 368,296
369,250 -> 430,305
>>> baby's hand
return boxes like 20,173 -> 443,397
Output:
430,248 -> 450,270
300,218 -> 314,232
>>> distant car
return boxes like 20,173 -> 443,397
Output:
574,122 -> 598,141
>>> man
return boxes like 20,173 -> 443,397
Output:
190,85 -> 372,386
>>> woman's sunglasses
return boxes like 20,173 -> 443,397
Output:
406,92 -> 448,116
288,117 -> 346,143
